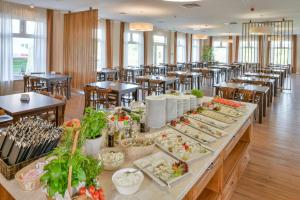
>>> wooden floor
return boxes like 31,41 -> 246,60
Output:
64,75 -> 300,200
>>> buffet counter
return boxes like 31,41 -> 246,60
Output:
0,97 -> 256,200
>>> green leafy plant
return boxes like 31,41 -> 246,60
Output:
41,119 -> 103,198
191,89 -> 204,98
202,46 -> 214,62
81,107 -> 107,139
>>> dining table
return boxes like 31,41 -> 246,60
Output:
150,65 -> 167,76
97,68 -> 119,81
244,72 -> 281,89
0,92 -> 65,126
135,75 -> 178,93
173,71 -> 202,89
86,81 -> 139,106
214,82 -> 269,124
208,65 -> 232,81
123,67 -> 144,82
232,76 -> 277,99
29,74 -> 72,99
192,67 -> 222,84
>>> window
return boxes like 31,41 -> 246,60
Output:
97,20 -> 106,70
192,39 -> 200,62
177,33 -> 186,63
270,40 -> 291,65
153,34 -> 167,65
12,19 -> 36,76
238,39 -> 258,63
213,40 -> 228,63
125,32 -> 144,66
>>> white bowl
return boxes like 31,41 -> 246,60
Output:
112,168 -> 144,195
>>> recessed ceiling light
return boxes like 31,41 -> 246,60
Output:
119,12 -> 128,15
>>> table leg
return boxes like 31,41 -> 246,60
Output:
197,76 -> 200,89
117,93 -> 121,107
259,95 -> 263,124
67,78 -> 71,99
263,93 -> 267,117
56,105 -> 64,126
133,89 -> 139,101
191,77 -> 194,89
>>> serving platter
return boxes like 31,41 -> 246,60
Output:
154,129 -> 213,163
186,114 -> 230,129
186,118 -> 227,138
168,121 -> 217,144
198,109 -> 236,124
133,152 -> 190,188
209,105 -> 245,118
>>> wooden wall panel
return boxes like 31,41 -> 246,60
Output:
292,35 -> 297,73
228,36 -> 233,64
46,9 -> 54,72
106,19 -> 113,68
119,22 -> 125,69
63,9 -> 98,89
186,33 -> 189,63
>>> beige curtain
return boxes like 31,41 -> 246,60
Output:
63,9 -> 98,89
209,36 -> 213,48
235,36 -> 239,62
119,22 -> 125,69
106,19 -> 113,68
174,32 -> 177,64
228,36 -> 233,64
185,33 -> 189,63
190,34 -> 193,62
258,35 -> 263,67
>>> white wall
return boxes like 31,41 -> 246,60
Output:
296,35 -> 300,74
112,20 -> 121,67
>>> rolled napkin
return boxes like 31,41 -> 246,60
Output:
176,96 -> 184,117
146,96 -> 166,129
165,95 -> 178,122
182,95 -> 191,113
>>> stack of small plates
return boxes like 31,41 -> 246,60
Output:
165,95 -> 178,122
146,96 -> 166,129
176,96 -> 184,117
182,95 -> 191,113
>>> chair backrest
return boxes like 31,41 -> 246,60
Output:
23,75 -> 31,92
84,85 -> 98,108
30,77 -> 42,91
0,109 -> 5,116
219,87 -> 237,100
237,89 -> 256,103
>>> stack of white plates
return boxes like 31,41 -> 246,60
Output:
146,96 -> 166,129
182,95 -> 191,113
176,96 -> 184,117
165,95 -> 178,122
189,95 -> 197,110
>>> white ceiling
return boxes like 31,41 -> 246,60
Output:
7,0 -> 300,35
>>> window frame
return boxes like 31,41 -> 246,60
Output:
213,40 -> 228,63
153,34 -> 167,65
192,39 -> 200,62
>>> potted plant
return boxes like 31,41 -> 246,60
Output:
81,107 -> 107,156
191,89 -> 204,106
40,119 -> 104,200
202,46 -> 214,63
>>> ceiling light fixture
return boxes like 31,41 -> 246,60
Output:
30,4 -> 35,8
249,26 -> 272,35
193,34 -> 208,40
129,22 -> 153,31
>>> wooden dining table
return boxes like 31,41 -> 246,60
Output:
0,92 -> 65,126
214,82 -> 269,124
97,68 -> 119,81
192,67 -> 222,84
232,76 -> 277,99
86,81 -> 139,106
135,75 -> 178,93
173,71 -> 201,89
244,72 -> 281,89
29,74 -> 72,99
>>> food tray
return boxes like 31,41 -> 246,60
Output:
211,105 -> 245,118
154,129 -> 213,163
186,114 -> 229,129
198,110 -> 236,124
168,122 -> 217,144
133,152 -> 190,187
187,118 -> 227,138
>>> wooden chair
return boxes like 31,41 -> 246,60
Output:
45,95 -> 67,122
30,78 -> 48,92
84,86 -> 112,110
179,75 -> 192,91
218,87 -> 237,100
23,75 -> 31,92
201,70 -> 213,86
136,77 -> 150,101
51,80 -> 68,97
